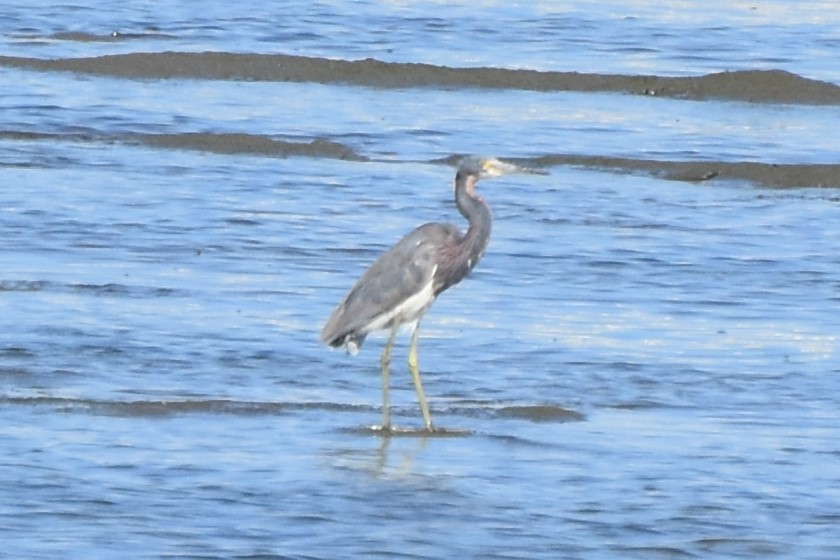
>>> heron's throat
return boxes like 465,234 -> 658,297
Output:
455,174 -> 492,268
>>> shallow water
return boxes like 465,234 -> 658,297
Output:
1,2 -> 839,559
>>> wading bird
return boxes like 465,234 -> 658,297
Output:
321,156 -> 545,432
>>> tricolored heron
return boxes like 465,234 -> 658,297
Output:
321,156 -> 545,432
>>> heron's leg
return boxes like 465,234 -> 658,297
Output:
407,324 -> 434,431
379,322 -> 399,430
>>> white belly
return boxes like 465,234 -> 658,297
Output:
364,273 -> 437,334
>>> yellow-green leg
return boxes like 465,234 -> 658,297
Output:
379,322 -> 399,431
408,324 -> 434,431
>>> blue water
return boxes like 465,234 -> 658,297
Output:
1,2 -> 839,559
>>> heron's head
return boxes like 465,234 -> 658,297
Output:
457,156 -> 547,181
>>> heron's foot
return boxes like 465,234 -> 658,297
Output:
364,423 -> 468,437
370,423 -> 393,435
368,423 -> 432,437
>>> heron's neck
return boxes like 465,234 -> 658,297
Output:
455,175 -> 492,263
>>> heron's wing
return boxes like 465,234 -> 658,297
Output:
321,223 -> 461,346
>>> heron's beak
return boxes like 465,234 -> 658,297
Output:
484,159 -> 549,177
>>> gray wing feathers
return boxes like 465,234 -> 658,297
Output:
321,223 -> 461,346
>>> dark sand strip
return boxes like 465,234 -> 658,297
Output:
0,130 -> 368,161
139,133 -> 367,161
524,155 -> 840,189
3,129 -> 836,187
1,52 -> 839,104
139,133 -> 840,188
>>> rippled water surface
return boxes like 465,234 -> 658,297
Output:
1,2 -> 839,559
